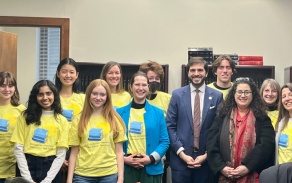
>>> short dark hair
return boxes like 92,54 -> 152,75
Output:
187,57 -> 208,74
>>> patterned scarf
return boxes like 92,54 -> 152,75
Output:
219,108 -> 258,183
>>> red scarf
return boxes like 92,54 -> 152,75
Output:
219,108 -> 258,183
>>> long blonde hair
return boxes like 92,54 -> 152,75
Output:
78,79 -> 125,137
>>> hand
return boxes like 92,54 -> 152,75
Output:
230,165 -> 249,179
61,160 -> 69,172
220,166 -> 235,178
137,153 -> 152,166
178,152 -> 198,168
193,153 -> 207,166
124,154 -> 144,168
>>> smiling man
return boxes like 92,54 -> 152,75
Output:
166,57 -> 223,183
208,55 -> 236,100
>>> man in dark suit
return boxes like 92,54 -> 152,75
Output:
166,57 -> 223,183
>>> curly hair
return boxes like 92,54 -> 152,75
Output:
23,80 -> 62,125
139,60 -> 164,82
219,78 -> 267,118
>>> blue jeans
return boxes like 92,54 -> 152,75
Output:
73,173 -> 118,183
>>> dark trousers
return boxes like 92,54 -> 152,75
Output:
16,154 -> 62,183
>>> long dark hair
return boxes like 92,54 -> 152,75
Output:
0,71 -> 20,106
219,77 -> 266,118
23,80 -> 62,125
54,58 -> 81,93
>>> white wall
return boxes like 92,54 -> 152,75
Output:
1,0 -> 292,100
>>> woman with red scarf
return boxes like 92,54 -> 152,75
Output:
207,77 -> 275,183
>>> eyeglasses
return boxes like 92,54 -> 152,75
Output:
235,90 -> 252,96
235,77 -> 254,83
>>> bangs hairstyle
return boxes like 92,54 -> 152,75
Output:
24,80 -> 62,125
139,60 -> 165,82
100,61 -> 125,93
276,83 -> 292,131
78,79 -> 125,137
187,57 -> 209,74
219,77 -> 266,118
259,78 -> 280,106
55,58 -> 81,93
0,71 -> 20,106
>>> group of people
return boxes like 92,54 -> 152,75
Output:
0,55 -> 291,183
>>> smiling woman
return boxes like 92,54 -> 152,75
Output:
207,77 -> 275,182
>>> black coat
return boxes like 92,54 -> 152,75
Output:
207,115 -> 275,181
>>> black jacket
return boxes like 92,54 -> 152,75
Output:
207,115 -> 275,180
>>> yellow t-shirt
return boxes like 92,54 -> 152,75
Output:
267,110 -> 279,129
147,91 -> 171,117
60,93 -> 85,122
208,82 -> 232,100
127,108 -> 146,155
69,115 -> 126,177
278,119 -> 292,164
111,91 -> 131,109
0,104 -> 26,178
11,112 -> 69,157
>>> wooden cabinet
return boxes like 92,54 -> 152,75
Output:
77,62 -> 169,93
181,65 -> 275,88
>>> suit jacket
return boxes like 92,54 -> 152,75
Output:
166,84 -> 223,170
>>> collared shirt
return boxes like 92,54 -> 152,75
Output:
190,83 -> 206,125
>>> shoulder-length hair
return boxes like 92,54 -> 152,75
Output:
23,80 -> 62,125
0,71 -> 20,106
259,78 -> 280,106
100,61 -> 125,93
276,83 -> 292,131
54,58 -> 81,93
219,77 -> 266,118
78,79 -> 125,137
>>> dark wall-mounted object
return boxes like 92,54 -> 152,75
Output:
77,62 -> 169,93
284,66 -> 292,83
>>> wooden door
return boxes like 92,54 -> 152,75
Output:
0,31 -> 17,78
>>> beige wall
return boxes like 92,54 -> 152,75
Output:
1,0 -> 292,102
